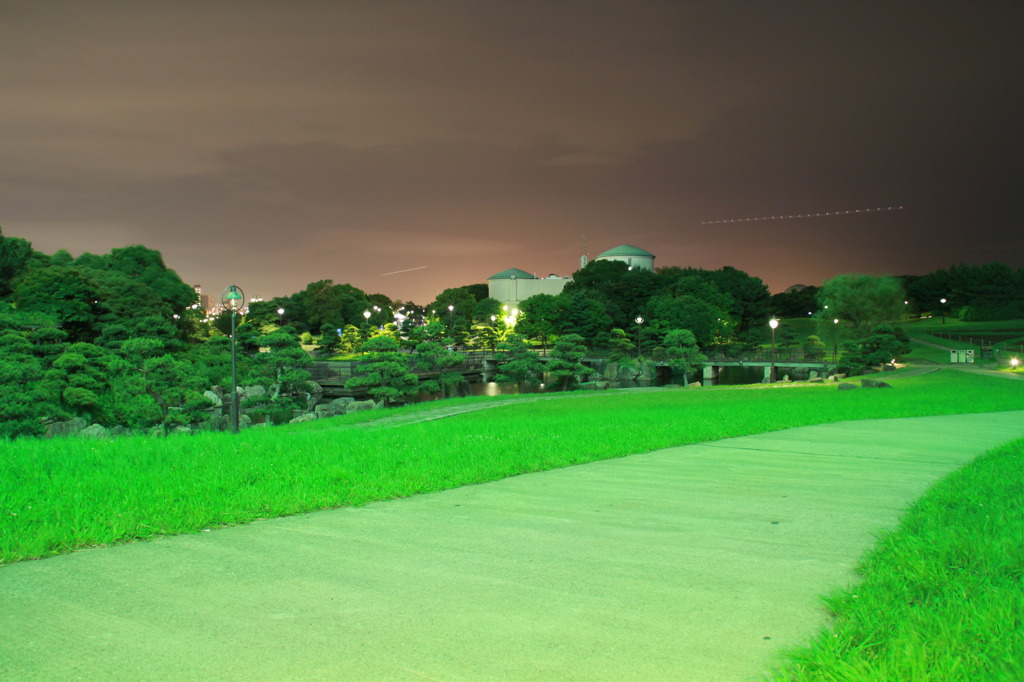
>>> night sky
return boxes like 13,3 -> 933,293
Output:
3,2 -> 1021,305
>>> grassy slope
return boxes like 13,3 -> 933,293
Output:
3,369 -> 1023,565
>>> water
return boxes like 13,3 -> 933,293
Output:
414,366 -> 767,401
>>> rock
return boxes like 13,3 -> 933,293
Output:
242,385 -> 266,399
861,379 -> 892,388
203,390 -> 223,407
77,424 -> 110,439
688,381 -> 701,388
172,425 -> 193,436
808,377 -> 823,383
314,403 -> 344,418
809,371 -> 819,380
838,382 -> 859,390
289,413 -> 318,424
346,399 -> 377,413
331,397 -> 355,408
45,417 -> 88,438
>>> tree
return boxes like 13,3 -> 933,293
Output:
345,336 -> 420,406
317,323 -> 341,355
644,293 -> 727,347
472,297 -> 503,324
546,333 -> 590,390
517,293 -> 560,350
115,337 -> 212,431
412,341 -> 467,399
653,329 -> 707,386
493,334 -> 545,393
551,292 -> 614,348
243,328 -> 316,422
606,328 -> 635,362
817,273 -> 906,335
839,325 -> 911,374
802,334 -> 826,360
0,229 -> 37,297
0,331 -> 64,438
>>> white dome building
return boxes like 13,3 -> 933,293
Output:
594,244 -> 655,271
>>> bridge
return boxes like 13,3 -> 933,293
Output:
698,350 -> 834,382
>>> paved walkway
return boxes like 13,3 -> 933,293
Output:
3,411 -> 1024,681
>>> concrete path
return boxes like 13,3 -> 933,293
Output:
3,411 -> 1023,681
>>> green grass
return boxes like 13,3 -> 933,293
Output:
768,437 -> 1024,681
3,369 -> 1023,566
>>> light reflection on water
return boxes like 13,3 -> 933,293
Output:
415,365 -> 774,401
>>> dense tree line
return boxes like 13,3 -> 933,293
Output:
4,224 -> 1022,438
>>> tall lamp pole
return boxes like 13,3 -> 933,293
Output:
221,285 -> 245,433
635,315 -> 645,358
832,318 -> 839,363
769,317 -> 779,383
940,298 -> 947,324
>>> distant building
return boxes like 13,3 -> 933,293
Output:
486,268 -> 569,310
593,244 -> 655,271
487,244 -> 655,310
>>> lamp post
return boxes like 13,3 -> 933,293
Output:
363,309 -> 371,330
769,317 -> 779,383
940,298 -> 947,324
447,304 -> 454,333
221,285 -> 245,433
277,307 -> 285,325
635,315 -> 645,359
833,318 -> 839,363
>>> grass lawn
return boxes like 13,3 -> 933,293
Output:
3,368 -> 1023,566
3,367 -> 1023,678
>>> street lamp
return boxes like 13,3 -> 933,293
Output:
635,315 -> 645,359
447,304 -> 454,332
769,317 -> 779,383
363,309 -> 371,327
940,298 -> 947,324
277,307 -> 285,325
221,284 -> 245,433
832,318 -> 839,363
1011,357 -> 1020,370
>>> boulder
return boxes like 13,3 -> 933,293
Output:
331,397 -> 356,408
45,417 -> 88,439
314,403 -> 345,418
688,381 -> 702,388
203,390 -> 223,407
808,377 -> 823,383
78,423 -> 110,439
838,382 -> 859,390
172,425 -> 193,436
861,379 -> 892,388
346,400 -> 378,413
242,385 -> 266,399
289,413 -> 318,424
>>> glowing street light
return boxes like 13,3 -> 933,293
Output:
635,315 -> 645,359
831,317 -> 839,360
221,284 -> 245,433
769,317 -> 779,383
940,298 -> 947,324
1011,357 -> 1020,370
277,307 -> 285,325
